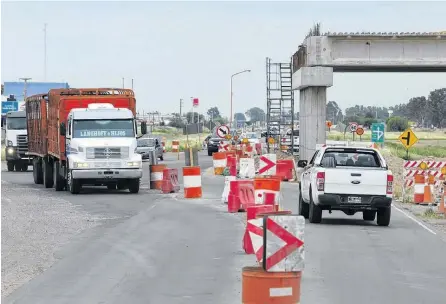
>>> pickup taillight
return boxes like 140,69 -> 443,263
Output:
387,174 -> 393,194
316,172 -> 325,191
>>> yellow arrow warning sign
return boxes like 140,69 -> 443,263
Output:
398,128 -> 419,150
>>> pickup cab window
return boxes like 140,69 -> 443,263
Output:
320,149 -> 381,168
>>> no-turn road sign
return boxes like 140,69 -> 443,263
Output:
217,125 -> 230,138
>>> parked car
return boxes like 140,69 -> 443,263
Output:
136,137 -> 164,161
297,146 -> 392,226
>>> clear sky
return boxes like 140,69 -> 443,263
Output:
2,1 -> 445,117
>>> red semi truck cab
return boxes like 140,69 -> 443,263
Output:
26,88 -> 146,194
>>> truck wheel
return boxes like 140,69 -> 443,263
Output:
128,179 -> 140,193
14,163 -> 21,172
33,158 -> 43,184
43,158 -> 54,188
117,181 -> 127,190
53,161 -> 65,191
7,161 -> 14,172
363,211 -> 376,221
68,170 -> 81,194
21,163 -> 28,172
377,207 -> 391,227
308,189 -> 322,224
107,183 -> 117,190
298,184 -> 309,219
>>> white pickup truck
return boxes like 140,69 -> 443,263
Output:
297,146 -> 393,226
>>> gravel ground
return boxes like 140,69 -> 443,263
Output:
1,180 -> 101,296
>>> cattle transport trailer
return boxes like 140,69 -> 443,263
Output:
26,88 -> 144,194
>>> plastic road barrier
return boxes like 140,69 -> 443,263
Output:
213,152 -> 227,175
150,164 -> 167,190
172,140 -> 180,153
183,166 -> 202,198
242,266 -> 301,304
162,168 -> 180,194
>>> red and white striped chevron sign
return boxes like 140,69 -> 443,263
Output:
247,215 -> 305,272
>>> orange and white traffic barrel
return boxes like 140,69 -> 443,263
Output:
183,166 -> 202,198
413,174 -> 425,204
150,164 -> 167,190
213,152 -> 227,175
172,140 -> 180,153
253,177 -> 281,206
242,266 -> 301,303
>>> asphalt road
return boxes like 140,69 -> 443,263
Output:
2,152 -> 446,303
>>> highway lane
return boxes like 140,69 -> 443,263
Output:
280,182 -> 446,304
3,154 -> 446,303
2,152 -> 252,304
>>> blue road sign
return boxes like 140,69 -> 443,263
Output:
371,123 -> 385,143
2,101 -> 19,115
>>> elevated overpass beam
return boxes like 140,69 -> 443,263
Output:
292,33 -> 446,160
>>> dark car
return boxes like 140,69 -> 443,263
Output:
207,136 -> 221,156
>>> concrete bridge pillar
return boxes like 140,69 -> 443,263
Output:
293,66 -> 333,161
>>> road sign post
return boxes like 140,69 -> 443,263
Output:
398,128 -> 419,160
371,123 -> 385,145
217,125 -> 230,139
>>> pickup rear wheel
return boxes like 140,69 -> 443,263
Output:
298,184 -> 309,219
7,162 -> 15,172
308,189 -> 322,224
363,211 -> 376,221
377,207 -> 391,226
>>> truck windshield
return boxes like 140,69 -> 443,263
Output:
73,119 -> 134,138
7,117 -> 26,130
322,150 -> 381,168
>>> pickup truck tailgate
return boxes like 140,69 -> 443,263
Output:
324,168 -> 388,195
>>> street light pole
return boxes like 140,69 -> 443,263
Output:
230,69 -> 251,129
19,77 -> 32,101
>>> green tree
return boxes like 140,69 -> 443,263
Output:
186,112 -> 205,124
427,88 -> 446,128
234,112 -> 246,121
245,107 -> 265,122
207,107 -> 221,119
386,116 -> 409,132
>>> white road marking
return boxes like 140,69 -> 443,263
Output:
392,205 -> 437,235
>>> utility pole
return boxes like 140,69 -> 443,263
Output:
43,23 -> 47,81
19,78 -> 32,100
179,98 -> 183,117
122,78 -> 125,88
131,79 -> 134,90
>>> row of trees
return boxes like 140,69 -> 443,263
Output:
339,88 -> 446,129
167,87 -> 446,130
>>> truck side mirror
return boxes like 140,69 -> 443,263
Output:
297,160 -> 308,168
60,122 -> 66,136
141,121 -> 147,135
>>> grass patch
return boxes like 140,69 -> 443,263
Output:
1,145 -> 5,161
417,208 -> 444,220
385,142 -> 446,160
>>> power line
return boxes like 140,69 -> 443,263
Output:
43,23 -> 47,81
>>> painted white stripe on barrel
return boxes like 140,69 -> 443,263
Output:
213,159 -> 226,168
414,184 -> 425,194
150,172 -> 163,181
183,175 -> 202,188
269,287 -> 293,297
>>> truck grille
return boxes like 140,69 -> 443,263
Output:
16,135 -> 28,155
86,147 -> 128,159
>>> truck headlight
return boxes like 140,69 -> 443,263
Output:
6,147 -> 15,155
74,162 -> 89,168
127,161 -> 141,167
